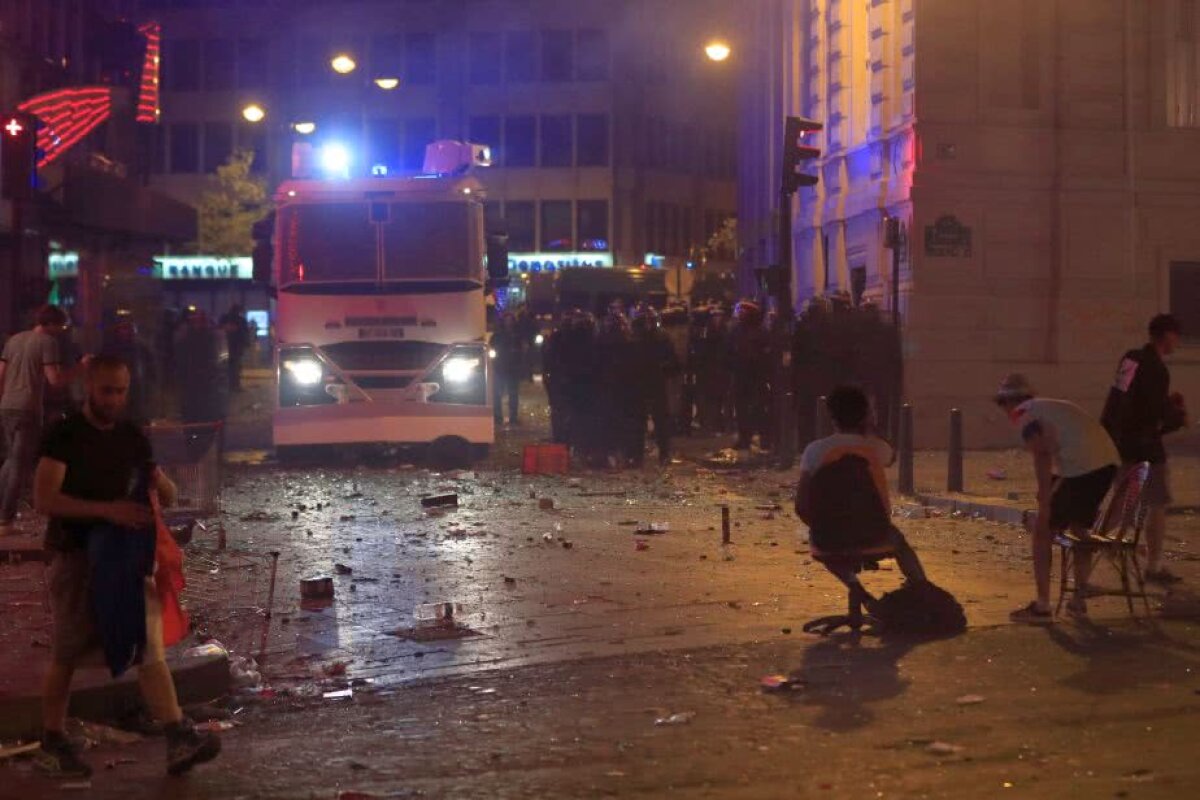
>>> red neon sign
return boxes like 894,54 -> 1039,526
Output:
136,22 -> 162,124
17,87 -> 113,168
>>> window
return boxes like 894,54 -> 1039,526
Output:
576,29 -> 609,81
468,115 -> 501,152
542,30 -> 573,81
469,33 -> 502,85
372,34 -> 404,81
505,31 -> 538,82
366,118 -> 400,171
577,200 -> 609,250
169,123 -> 199,172
505,201 -> 535,251
237,39 -> 267,90
405,32 -> 436,84
165,39 -> 200,91
403,117 -> 437,170
383,203 -> 472,278
541,200 -> 573,251
504,116 -> 536,167
203,122 -> 232,172
576,114 -> 609,166
540,115 -> 573,167
203,39 -> 235,91
1170,261 -> 1200,338
297,37 -> 327,87
238,124 -> 267,174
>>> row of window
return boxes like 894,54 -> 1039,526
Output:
489,199 -> 610,254
469,114 -> 609,168
641,117 -> 737,180
157,113 -> 612,174
644,204 -> 733,258
161,28 -> 609,93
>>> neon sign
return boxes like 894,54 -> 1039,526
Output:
153,256 -> 252,280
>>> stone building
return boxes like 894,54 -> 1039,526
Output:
740,0 -> 1200,446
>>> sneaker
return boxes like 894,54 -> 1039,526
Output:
166,720 -> 221,776
1009,601 -> 1054,624
1065,598 -> 1089,618
1145,568 -> 1183,585
33,733 -> 92,779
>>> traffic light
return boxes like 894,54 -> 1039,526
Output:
1,111 -> 38,200
781,116 -> 822,194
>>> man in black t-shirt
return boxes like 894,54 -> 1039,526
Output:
31,355 -> 221,780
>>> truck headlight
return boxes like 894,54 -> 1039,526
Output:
283,358 -> 323,386
442,357 -> 480,384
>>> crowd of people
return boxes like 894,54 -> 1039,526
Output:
524,294 -> 902,469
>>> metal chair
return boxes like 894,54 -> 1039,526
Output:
1056,462 -> 1152,617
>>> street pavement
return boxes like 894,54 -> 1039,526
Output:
2,382 -> 1199,798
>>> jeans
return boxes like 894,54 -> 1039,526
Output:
493,372 -> 519,423
0,410 -> 41,523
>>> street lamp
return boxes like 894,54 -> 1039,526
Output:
704,40 -> 731,62
292,121 -> 316,135
241,103 -> 266,123
330,54 -> 357,74
373,77 -> 400,90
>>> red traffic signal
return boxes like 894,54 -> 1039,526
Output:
782,116 -> 822,194
1,111 -> 38,199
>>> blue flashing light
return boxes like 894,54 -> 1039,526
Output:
318,142 -> 352,178
371,163 -> 389,176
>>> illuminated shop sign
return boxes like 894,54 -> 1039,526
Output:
48,251 -> 80,279
153,255 -> 252,280
508,251 -> 613,272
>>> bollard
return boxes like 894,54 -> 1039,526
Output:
898,403 -> 915,496
948,408 -> 964,493
721,504 -> 731,545
815,395 -> 829,440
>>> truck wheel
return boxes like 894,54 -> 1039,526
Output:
428,436 -> 472,470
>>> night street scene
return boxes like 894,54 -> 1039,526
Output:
4,1 -> 1200,799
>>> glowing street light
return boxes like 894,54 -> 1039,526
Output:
704,40 -> 732,62
373,77 -> 400,90
241,103 -> 266,123
292,121 -> 316,135
330,54 -> 357,74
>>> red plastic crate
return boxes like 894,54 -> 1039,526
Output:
522,444 -> 570,475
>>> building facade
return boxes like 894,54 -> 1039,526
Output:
0,0 -> 194,340
741,0 -> 1200,446
138,0 -> 738,275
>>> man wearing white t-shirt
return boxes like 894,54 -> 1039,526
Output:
993,374 -> 1119,623
795,386 -> 927,589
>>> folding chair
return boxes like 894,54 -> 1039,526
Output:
1056,461 -> 1152,617
802,545 -> 896,635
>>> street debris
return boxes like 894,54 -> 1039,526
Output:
324,661 -> 348,677
60,781 -> 92,791
635,540 -> 650,551
0,742 -> 39,760
414,601 -> 463,624
239,510 -> 279,522
421,493 -> 459,508
334,563 -> 353,576
538,497 -> 555,510
636,522 -> 669,534
760,675 -> 804,692
955,694 -> 986,705
183,641 -> 229,660
230,655 -> 263,688
986,468 -> 1007,480
654,712 -> 696,727
323,689 -> 354,700
925,741 -> 965,756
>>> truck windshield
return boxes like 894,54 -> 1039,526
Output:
279,201 -> 477,284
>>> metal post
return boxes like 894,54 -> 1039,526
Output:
721,504 -> 731,545
948,408 -> 964,493
898,403 -> 915,496
815,395 -> 829,440
774,190 -> 797,468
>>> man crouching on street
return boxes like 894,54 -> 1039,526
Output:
32,355 -> 220,778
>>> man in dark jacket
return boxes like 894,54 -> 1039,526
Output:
490,313 -> 524,426
631,306 -> 680,466
1101,313 -> 1187,584
727,300 -> 773,451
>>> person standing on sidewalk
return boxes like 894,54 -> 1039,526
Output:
31,355 -> 220,779
0,305 -> 86,535
994,374 -> 1120,622
1101,313 -> 1188,585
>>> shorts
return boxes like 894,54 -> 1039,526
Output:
1049,465 -> 1117,532
48,550 -> 165,669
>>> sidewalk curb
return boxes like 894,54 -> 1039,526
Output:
0,653 -> 230,741
898,493 -> 1032,528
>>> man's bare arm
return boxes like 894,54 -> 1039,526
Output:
153,467 -> 178,508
